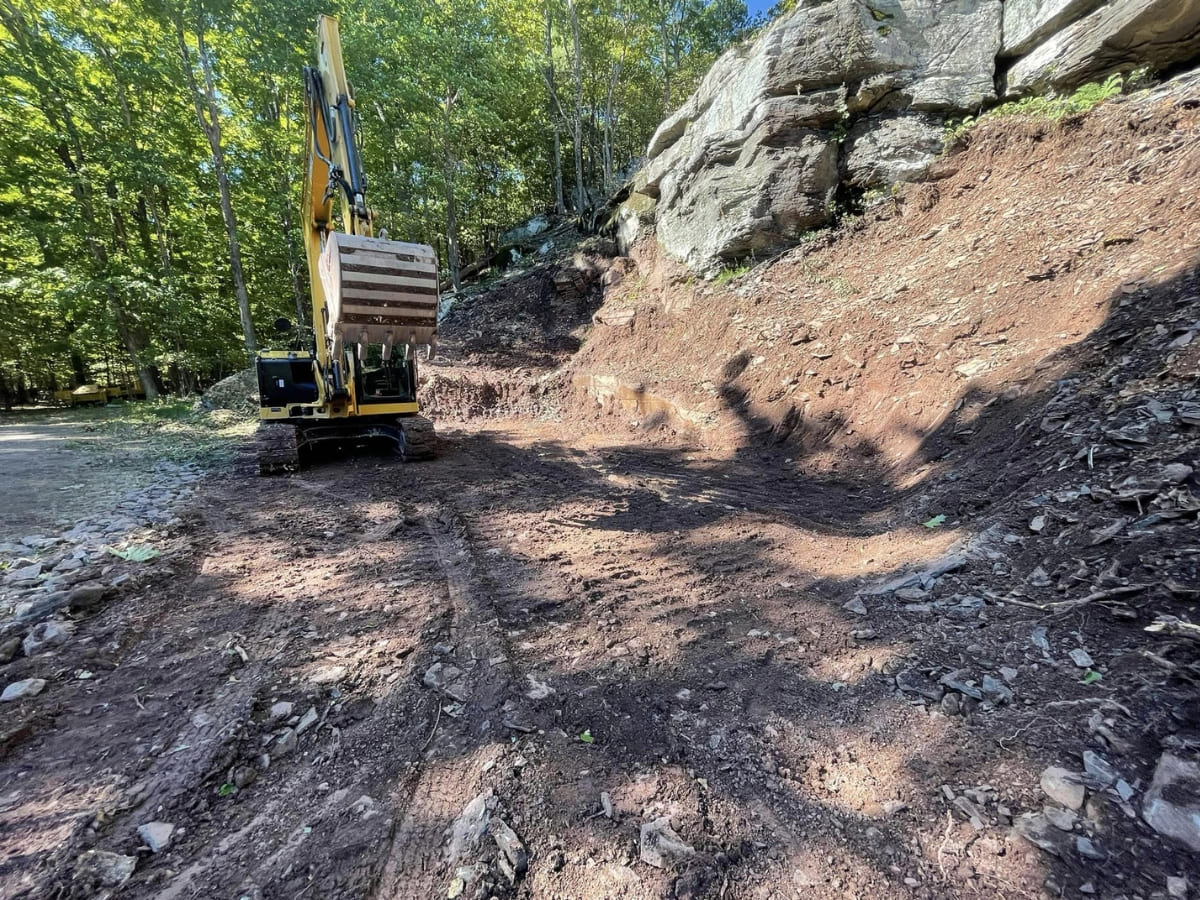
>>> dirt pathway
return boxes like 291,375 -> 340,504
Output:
2,419 -> 1085,900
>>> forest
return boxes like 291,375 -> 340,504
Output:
0,0 -> 761,402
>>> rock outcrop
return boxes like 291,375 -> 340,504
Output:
1005,0 -> 1200,94
626,0 -> 1200,275
637,0 -> 1002,273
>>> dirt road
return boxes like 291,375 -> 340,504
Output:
0,418 -> 1099,900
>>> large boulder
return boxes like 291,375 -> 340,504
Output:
642,0 -> 1002,274
1005,0 -> 1200,94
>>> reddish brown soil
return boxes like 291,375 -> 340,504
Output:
2,76 -> 1199,900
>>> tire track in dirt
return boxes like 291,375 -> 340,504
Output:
374,501 -> 524,899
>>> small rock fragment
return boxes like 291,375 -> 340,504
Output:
1075,835 -> 1105,860
1143,753 -> 1200,852
842,597 -> 867,616
639,817 -> 695,868
1029,515 -> 1046,533
295,706 -> 319,735
22,620 -> 74,656
1068,648 -> 1094,668
72,849 -> 137,890
600,791 -> 614,819
310,664 -> 347,685
882,800 -> 908,816
137,821 -> 174,853
491,817 -> 528,878
1,678 -> 46,702
447,790 -> 494,864
273,728 -> 298,757
1166,876 -> 1189,899
1013,812 -> 1068,856
1082,750 -> 1117,788
1043,806 -> 1078,831
268,701 -> 294,722
1040,767 -> 1086,810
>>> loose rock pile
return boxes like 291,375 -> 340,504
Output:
0,460 -> 202,698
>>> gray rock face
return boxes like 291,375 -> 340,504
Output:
639,0 -> 1001,274
1005,0 -> 1200,95
842,113 -> 946,189
1002,0 -> 1106,57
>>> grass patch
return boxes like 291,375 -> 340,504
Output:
945,74 -> 1127,144
714,263 -> 751,286
64,400 -> 255,466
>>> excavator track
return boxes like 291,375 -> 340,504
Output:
255,423 -> 300,476
398,416 -> 437,461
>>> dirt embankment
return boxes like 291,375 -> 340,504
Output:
571,74 -> 1200,476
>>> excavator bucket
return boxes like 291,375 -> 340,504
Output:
319,232 -> 439,356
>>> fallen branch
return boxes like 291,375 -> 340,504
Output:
1145,615 -> 1200,643
990,584 -> 1149,613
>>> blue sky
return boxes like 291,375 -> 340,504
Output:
746,0 -> 775,19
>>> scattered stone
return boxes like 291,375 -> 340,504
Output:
639,817 -> 695,868
981,674 -> 1013,704
0,638 -> 21,664
137,821 -> 174,853
423,662 -> 466,699
8,563 -> 42,583
1041,767 -> 1086,810
447,790 -> 494,864
1043,806 -> 1078,831
600,791 -> 614,819
882,800 -> 908,816
273,728 -> 298,757
232,765 -> 257,789
295,706 -> 319,736
1082,750 -> 1118,788
1029,515 -> 1047,532
68,583 -> 111,613
1075,835 -> 1105,860
1143,753 -> 1200,852
842,597 -> 867,616
1027,566 -> 1052,587
491,817 -> 528,880
1030,626 -> 1050,652
1014,812 -> 1069,856
940,693 -> 962,716
268,701 -> 294,722
1,678 -> 46,702
1068,648 -> 1094,668
72,849 -> 137,890
998,666 -> 1019,682
310,665 -> 347,685
1167,876 -> 1189,899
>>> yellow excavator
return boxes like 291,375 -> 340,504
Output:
255,15 -> 439,473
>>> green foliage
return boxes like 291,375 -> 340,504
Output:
714,263 -> 750,285
944,74 -> 1126,144
0,0 -> 755,398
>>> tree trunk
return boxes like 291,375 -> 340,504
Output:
175,15 -> 257,354
567,0 -> 585,217
442,87 -> 461,292
543,4 -> 565,215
